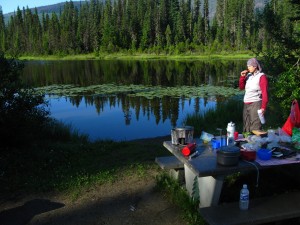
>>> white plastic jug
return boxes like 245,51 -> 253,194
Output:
227,122 -> 235,138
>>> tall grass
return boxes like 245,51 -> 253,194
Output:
185,96 -> 244,136
0,118 -> 168,199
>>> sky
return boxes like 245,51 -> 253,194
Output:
0,0 -> 66,14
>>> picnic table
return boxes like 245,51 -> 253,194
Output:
162,139 -> 261,207
157,139 -> 300,225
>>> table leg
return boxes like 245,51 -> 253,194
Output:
184,165 -> 224,208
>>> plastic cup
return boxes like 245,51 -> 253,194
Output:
234,131 -> 239,140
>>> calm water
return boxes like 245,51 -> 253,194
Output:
22,59 -> 246,141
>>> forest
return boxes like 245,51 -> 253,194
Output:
0,0 -> 298,57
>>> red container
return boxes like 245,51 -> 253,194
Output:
234,131 -> 239,140
240,149 -> 256,161
181,143 -> 197,156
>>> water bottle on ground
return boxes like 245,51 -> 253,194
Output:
239,184 -> 249,210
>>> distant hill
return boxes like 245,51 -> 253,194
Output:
3,0 -> 267,23
3,1 -> 84,15
3,1 -> 86,23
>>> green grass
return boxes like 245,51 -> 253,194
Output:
0,138 -> 167,197
19,52 -> 255,61
156,173 -> 206,225
185,96 -> 244,136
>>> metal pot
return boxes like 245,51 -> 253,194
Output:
217,146 -> 240,166
171,126 -> 194,145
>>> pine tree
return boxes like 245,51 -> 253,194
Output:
0,7 -> 6,52
48,13 -> 60,54
192,0 -> 202,45
101,0 -> 116,52
60,1 -> 78,54
203,0 -> 209,45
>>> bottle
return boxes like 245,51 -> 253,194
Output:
181,143 -> 197,156
227,136 -> 234,146
227,122 -> 235,138
257,109 -> 265,124
239,184 -> 249,210
226,122 -> 235,146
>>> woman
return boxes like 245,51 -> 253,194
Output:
239,58 -> 268,132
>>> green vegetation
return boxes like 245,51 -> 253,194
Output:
18,52 -> 255,61
185,97 -> 244,136
1,133 -> 167,200
34,84 -> 241,99
156,173 -> 205,224
0,0 -> 298,59
0,53 -> 49,149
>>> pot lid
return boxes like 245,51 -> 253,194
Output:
174,126 -> 194,131
219,146 -> 240,153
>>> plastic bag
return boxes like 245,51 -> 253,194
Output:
278,128 -> 292,142
292,128 -> 300,149
200,131 -> 214,143
266,130 -> 280,143
241,142 -> 260,151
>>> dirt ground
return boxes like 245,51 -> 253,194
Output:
0,136 -> 187,225
0,172 -> 186,225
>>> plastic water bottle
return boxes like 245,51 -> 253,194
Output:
239,184 -> 249,210
257,109 -> 265,124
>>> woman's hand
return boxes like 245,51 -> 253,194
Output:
241,70 -> 249,76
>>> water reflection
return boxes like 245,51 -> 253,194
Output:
22,59 -> 245,87
49,94 -> 216,141
22,59 -> 246,141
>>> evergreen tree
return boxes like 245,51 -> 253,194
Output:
42,13 -> 50,54
156,0 -> 169,48
48,13 -> 60,54
60,1 -> 78,54
165,24 -> 172,48
101,0 -> 116,52
2,0 -> 295,56
261,0 -> 300,74
0,7 -> 5,52
192,0 -> 203,45
203,0 -> 209,45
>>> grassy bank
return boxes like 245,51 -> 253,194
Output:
19,52 -> 255,61
1,131 -> 169,200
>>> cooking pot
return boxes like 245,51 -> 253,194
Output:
217,146 -> 240,166
171,126 -> 194,145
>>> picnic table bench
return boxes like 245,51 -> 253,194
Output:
157,139 -> 300,225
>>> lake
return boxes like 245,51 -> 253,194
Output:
22,59 -> 246,141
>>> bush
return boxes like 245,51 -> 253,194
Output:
273,66 -> 300,118
0,52 -> 50,150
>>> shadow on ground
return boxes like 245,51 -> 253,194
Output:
0,199 -> 65,225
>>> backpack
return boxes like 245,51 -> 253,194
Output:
290,99 -> 300,127
282,99 -> 300,136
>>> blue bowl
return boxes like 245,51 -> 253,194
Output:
211,139 -> 221,149
257,149 -> 272,160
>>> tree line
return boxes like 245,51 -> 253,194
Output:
0,0 -> 297,57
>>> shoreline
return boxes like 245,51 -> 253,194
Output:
18,53 -> 255,61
